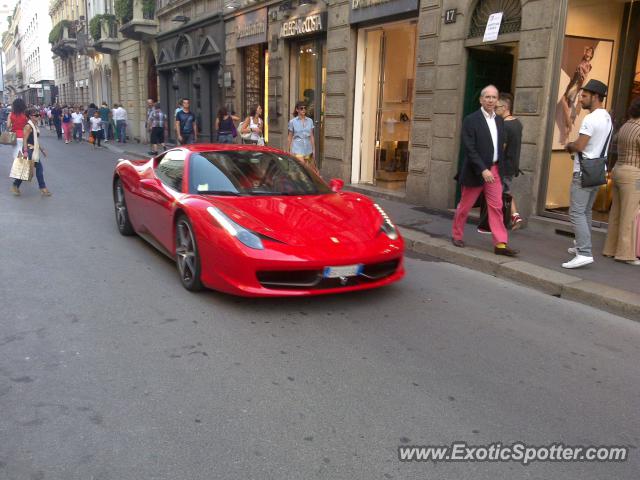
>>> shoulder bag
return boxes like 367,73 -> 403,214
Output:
578,127 -> 612,188
0,130 -> 16,145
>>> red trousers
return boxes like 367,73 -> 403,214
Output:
452,164 -> 508,245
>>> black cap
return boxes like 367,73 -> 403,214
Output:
582,79 -> 608,97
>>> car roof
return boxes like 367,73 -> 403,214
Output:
177,144 -> 287,156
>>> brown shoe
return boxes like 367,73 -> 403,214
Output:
11,185 -> 20,196
451,238 -> 465,248
494,245 -> 519,257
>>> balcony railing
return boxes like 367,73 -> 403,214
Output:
119,0 -> 158,41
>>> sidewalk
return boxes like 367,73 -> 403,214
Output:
349,186 -> 640,321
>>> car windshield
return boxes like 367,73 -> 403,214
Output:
188,150 -> 332,196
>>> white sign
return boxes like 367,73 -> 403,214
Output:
483,12 -> 503,42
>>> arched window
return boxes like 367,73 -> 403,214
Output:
468,0 -> 521,39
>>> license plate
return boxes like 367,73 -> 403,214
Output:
323,264 -> 363,278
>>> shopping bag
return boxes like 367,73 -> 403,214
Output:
9,152 -> 33,181
0,131 -> 16,145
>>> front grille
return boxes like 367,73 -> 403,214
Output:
256,259 -> 400,290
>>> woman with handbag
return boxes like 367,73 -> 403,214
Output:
6,98 -> 28,160
61,107 -> 73,144
11,109 -> 49,196
215,107 -> 239,144
240,105 -> 264,145
603,97 -> 640,265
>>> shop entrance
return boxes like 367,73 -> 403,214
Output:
355,20 -> 417,190
293,38 -> 326,168
456,46 -> 515,202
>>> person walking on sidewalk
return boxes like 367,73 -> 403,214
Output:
72,107 -> 84,142
0,103 -> 8,132
11,108 -> 50,196
114,103 -> 128,143
215,107 -> 238,144
62,107 -> 72,143
52,104 -> 63,140
7,98 -> 28,161
99,102 -> 111,142
175,98 -> 198,145
563,79 -> 612,269
89,110 -> 103,148
147,103 -> 167,155
451,85 -> 519,257
477,93 -> 524,233
288,101 -> 316,171
602,97 -> 640,266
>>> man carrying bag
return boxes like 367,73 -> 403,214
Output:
563,79 -> 611,269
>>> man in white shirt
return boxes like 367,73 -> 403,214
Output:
114,104 -> 128,143
71,108 -> 84,143
564,79 -> 612,269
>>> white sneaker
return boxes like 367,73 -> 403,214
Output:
568,247 -> 577,255
625,259 -> 640,266
562,255 -> 594,269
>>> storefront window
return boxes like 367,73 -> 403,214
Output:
544,0 -> 639,224
357,21 -> 416,190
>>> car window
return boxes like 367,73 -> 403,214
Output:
156,150 -> 186,191
188,150 -> 331,196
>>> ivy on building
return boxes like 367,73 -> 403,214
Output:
89,14 -> 117,41
48,20 -> 73,45
115,0 -> 133,24
142,0 -> 156,19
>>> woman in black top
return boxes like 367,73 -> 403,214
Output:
215,107 -> 239,144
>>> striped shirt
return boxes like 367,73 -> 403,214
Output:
615,119 -> 640,169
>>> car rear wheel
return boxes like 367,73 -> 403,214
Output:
113,178 -> 134,236
175,215 -> 203,291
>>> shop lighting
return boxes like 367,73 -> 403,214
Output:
171,15 -> 190,23
299,0 -> 316,5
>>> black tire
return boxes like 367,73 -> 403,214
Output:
175,215 -> 203,291
113,178 -> 135,236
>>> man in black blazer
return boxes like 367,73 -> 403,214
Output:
451,85 -> 518,256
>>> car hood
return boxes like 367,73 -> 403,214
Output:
205,193 -> 384,247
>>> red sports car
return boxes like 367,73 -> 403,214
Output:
112,144 -> 404,296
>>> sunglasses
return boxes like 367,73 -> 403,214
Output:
32,113 -> 41,117
298,106 -> 306,110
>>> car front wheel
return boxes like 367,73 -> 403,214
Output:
175,215 -> 203,291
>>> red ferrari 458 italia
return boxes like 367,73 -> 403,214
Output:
112,144 -> 404,296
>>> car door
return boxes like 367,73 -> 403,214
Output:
142,149 -> 187,252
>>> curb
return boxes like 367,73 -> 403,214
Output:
400,227 -> 640,322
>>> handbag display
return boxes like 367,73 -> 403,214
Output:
9,152 -> 33,181
578,127 -> 612,188
0,131 -> 16,145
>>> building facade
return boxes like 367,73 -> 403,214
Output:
223,0 -> 640,229
19,0 -> 55,104
156,0 -> 225,143
49,0 -> 92,105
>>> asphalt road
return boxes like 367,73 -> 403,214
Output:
1,132 -> 638,480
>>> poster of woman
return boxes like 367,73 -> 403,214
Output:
552,36 -> 614,149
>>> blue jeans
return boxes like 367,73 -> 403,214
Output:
14,148 -> 45,189
73,123 -> 83,141
116,120 -> 127,142
217,133 -> 234,144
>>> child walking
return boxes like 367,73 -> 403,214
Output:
89,111 -> 103,148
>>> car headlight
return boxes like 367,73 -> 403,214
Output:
207,206 -> 264,250
373,203 -> 398,240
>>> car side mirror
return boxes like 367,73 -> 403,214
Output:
329,178 -> 344,192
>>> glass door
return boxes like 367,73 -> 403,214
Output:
359,21 -> 417,190
296,39 -> 326,168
